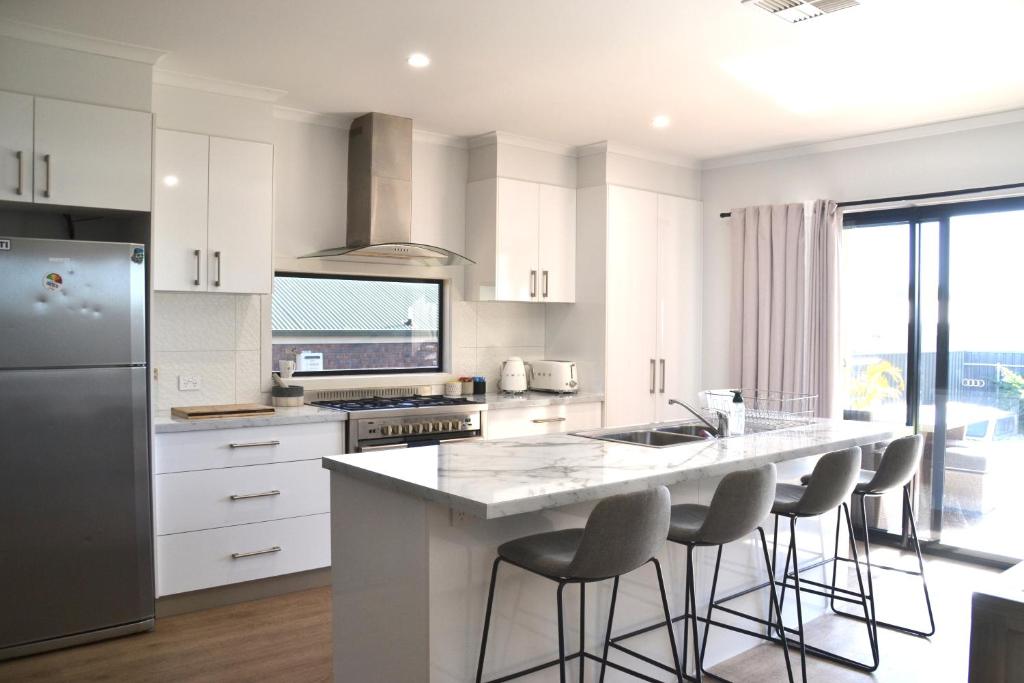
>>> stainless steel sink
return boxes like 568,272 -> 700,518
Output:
574,425 -> 715,448
655,424 -> 718,439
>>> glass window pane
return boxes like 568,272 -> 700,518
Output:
271,274 -> 442,374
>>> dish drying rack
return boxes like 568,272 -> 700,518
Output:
700,389 -> 818,428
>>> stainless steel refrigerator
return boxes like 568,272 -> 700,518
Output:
0,236 -> 153,659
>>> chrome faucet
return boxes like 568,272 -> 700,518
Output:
667,398 -> 729,438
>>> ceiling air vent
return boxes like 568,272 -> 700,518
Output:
743,0 -> 860,23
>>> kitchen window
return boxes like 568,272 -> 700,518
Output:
272,272 -> 444,376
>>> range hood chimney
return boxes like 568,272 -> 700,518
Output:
300,112 -> 473,266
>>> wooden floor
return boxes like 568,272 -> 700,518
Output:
0,548 -> 997,682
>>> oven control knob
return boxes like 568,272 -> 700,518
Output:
411,423 -> 422,434
433,421 -> 444,432
401,424 -> 411,435
381,425 -> 392,437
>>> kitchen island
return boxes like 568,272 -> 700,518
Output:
323,418 -> 909,682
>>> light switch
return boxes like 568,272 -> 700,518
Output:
178,374 -> 201,391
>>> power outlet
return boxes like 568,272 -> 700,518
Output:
178,374 -> 201,391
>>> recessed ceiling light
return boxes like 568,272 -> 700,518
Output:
162,175 -> 179,187
651,115 -> 671,129
407,52 -> 431,69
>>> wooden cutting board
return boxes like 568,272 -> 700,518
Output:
171,403 -> 276,420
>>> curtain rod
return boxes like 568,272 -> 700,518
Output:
717,181 -> 1024,219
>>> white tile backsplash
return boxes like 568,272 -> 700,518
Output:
450,300 -> 547,389
476,302 -> 546,348
152,292 -> 266,411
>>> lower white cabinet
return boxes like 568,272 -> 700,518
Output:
156,513 -> 331,596
153,421 -> 343,596
485,402 -> 602,440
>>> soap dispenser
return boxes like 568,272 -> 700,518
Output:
729,390 -> 746,436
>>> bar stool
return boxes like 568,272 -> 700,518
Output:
768,447 -> 877,679
608,464 -> 795,683
475,486 -> 682,683
800,433 -> 934,639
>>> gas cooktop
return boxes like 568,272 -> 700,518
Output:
312,395 -> 480,412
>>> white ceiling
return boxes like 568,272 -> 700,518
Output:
1,0 -> 1023,161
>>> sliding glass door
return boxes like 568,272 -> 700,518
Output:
842,196 -> 1024,564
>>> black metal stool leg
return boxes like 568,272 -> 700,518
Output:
653,557 -> 685,683
556,582 -> 567,683
598,576 -> 619,683
759,528 -> 797,683
828,502 -> 843,614
904,485 -> 937,636
476,558 -> 502,683
698,545 -> 723,676
839,502 -> 879,670
686,546 -> 703,683
787,517 -> 808,683
578,582 -> 586,683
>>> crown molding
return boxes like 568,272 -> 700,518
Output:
468,131 -> 577,157
413,129 -> 468,149
153,69 -> 287,102
272,106 -> 351,129
0,19 -> 166,64
701,107 -> 1024,170
578,141 -> 699,169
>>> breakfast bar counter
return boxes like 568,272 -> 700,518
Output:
322,419 -> 909,682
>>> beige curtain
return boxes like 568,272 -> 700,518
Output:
729,200 -> 840,417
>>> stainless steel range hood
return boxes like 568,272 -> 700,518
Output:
299,112 -> 473,266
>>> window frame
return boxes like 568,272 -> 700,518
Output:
273,270 -> 446,377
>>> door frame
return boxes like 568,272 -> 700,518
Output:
843,194 -> 1024,568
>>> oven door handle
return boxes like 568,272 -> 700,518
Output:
358,443 -> 409,452
440,436 -> 483,444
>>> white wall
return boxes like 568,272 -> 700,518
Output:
700,119 -> 1024,389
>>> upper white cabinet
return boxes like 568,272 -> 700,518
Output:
466,177 -> 576,303
153,130 -> 273,294
0,92 -> 151,211
604,186 -> 701,427
0,91 -> 33,204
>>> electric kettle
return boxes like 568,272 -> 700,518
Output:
499,357 -> 528,393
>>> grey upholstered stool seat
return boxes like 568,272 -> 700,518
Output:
802,434 -> 934,640
498,529 -> 583,578
611,464 -> 795,683
477,486 -> 684,683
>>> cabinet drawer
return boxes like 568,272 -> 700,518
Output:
156,513 -> 330,596
154,422 -> 344,474
486,402 -> 602,440
155,460 -> 329,535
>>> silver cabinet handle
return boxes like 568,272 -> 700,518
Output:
231,546 -> 281,560
650,359 -> 656,394
660,359 -> 666,394
532,417 -> 566,424
193,249 -> 201,286
213,251 -> 222,287
529,270 -> 537,298
42,154 -> 52,198
542,270 -> 549,298
15,151 -> 24,195
230,489 -> 281,501
228,439 -> 280,449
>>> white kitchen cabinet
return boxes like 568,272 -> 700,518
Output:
604,186 -> 702,427
153,421 -> 342,596
153,131 -> 273,294
208,137 -> 274,294
0,91 -> 33,204
538,184 -> 576,302
153,130 -> 209,292
467,177 -> 576,303
485,402 -> 602,440
33,97 -> 152,211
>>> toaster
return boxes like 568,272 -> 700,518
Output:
528,360 -> 579,393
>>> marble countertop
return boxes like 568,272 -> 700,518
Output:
322,419 -> 910,519
469,391 -> 604,410
154,405 -> 347,433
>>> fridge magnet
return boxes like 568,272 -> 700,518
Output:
43,272 -> 63,291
